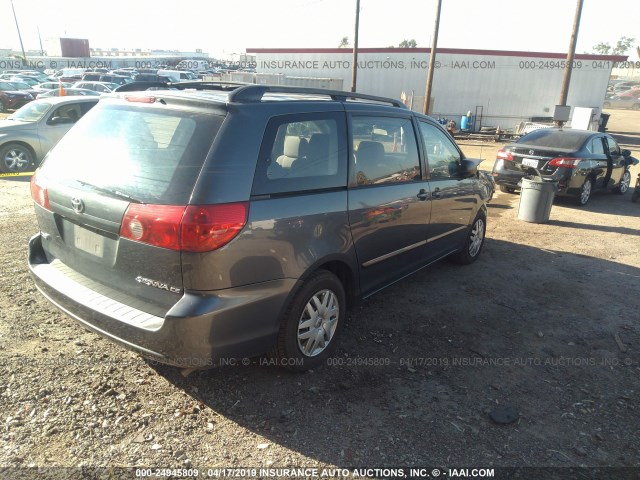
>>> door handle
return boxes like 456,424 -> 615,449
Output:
417,189 -> 429,201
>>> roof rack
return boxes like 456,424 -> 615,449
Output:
227,85 -> 407,108
112,82 -> 407,109
114,80 -> 252,93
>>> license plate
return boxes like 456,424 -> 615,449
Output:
522,158 -> 539,168
74,225 -> 104,257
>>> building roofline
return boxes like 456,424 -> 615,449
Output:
246,47 -> 627,62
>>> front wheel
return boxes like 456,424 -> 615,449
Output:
575,178 -> 592,206
614,170 -> 631,194
271,270 -> 345,371
499,185 -> 516,194
0,143 -> 34,173
449,213 -> 486,265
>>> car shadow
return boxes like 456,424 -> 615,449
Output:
547,219 -> 640,236
148,238 -> 640,467
554,191 -> 639,217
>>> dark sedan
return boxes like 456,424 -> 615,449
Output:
492,128 -> 636,205
0,81 -> 34,113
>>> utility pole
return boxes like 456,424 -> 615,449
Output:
351,0 -> 360,93
10,0 -> 28,65
38,27 -> 45,56
423,0 -> 442,114
557,0 -> 584,125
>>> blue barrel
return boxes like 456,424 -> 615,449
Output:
461,115 -> 473,130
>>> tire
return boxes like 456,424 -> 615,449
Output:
449,212 -> 487,265
271,270 -> 345,371
0,143 -> 35,173
614,170 -> 631,194
499,185 -> 516,194
575,177 -> 593,206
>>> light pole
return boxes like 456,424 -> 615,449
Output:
10,0 -> 28,65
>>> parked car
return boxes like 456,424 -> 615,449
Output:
492,128 -> 635,205
603,95 -> 640,110
618,88 -> 640,99
0,81 -> 34,113
72,81 -> 118,93
0,96 -> 98,172
156,69 -> 198,82
2,75 -> 40,87
98,74 -> 132,86
28,84 -> 489,371
36,88 -> 101,99
32,81 -> 74,93
1,80 -> 39,99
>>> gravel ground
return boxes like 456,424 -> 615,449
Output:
0,110 -> 639,478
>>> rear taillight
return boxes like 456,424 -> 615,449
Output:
119,202 -> 248,252
497,149 -> 513,161
30,170 -> 50,210
180,203 -> 249,252
548,157 -> 581,168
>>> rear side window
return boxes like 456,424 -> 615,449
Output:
589,138 -> 605,154
39,102 -> 223,204
252,112 -> 347,196
351,116 -> 421,186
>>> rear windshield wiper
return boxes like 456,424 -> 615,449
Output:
77,180 -> 142,204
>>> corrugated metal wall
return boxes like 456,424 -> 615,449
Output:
251,50 -> 616,130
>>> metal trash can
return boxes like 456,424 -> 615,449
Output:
517,168 -> 558,223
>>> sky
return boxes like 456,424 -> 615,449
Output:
1,0 -> 638,59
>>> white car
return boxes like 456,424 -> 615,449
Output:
72,81 -> 118,93
0,96 -> 99,173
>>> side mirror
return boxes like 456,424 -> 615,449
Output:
459,158 -> 481,177
621,149 -> 631,157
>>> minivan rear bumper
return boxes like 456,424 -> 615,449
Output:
28,234 -> 297,367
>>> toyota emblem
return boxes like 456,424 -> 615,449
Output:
71,197 -> 84,214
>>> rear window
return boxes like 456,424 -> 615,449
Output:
516,129 -> 589,151
39,101 -> 224,204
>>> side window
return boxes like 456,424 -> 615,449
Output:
351,116 -> 420,186
590,138 -> 605,155
606,136 -> 620,156
48,104 -> 82,124
252,112 -> 347,196
79,101 -> 97,116
419,121 -> 462,179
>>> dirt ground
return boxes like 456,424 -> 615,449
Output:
0,109 -> 639,476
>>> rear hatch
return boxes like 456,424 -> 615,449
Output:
31,95 -> 225,312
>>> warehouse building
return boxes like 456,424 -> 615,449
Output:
247,48 -> 626,131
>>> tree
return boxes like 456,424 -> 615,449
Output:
399,39 -> 417,48
338,37 -> 350,48
592,36 -> 635,55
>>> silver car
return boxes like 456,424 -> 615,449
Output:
0,96 -> 98,173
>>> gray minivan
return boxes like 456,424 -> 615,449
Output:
28,85 -> 489,371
